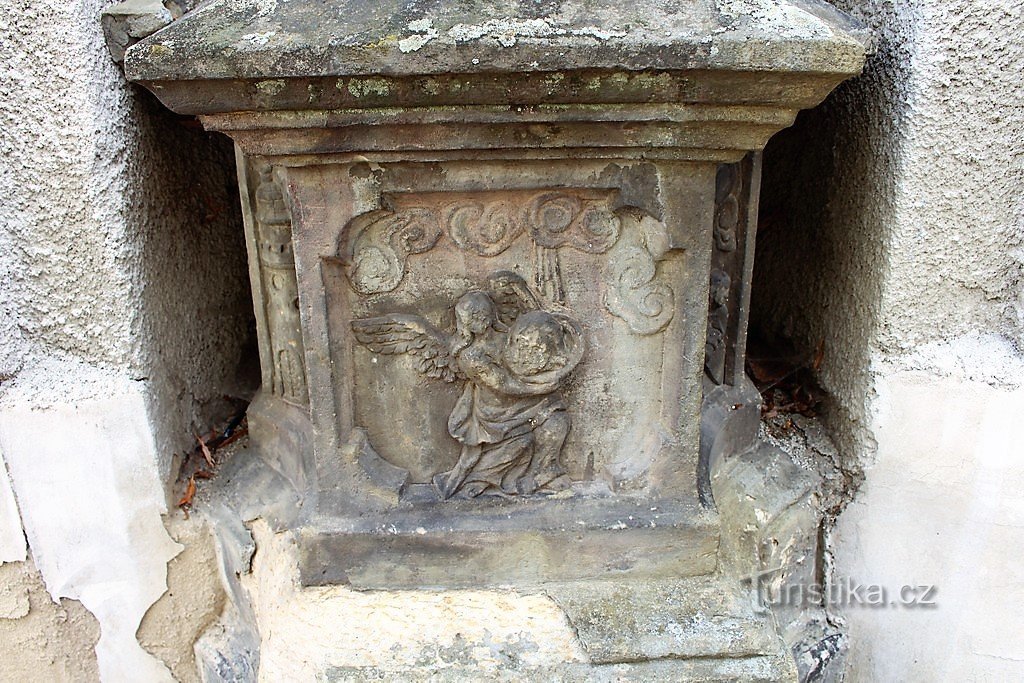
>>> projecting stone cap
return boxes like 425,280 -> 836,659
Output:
125,0 -> 868,84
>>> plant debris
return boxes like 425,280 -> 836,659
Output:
746,337 -> 827,421
176,401 -> 248,512
177,475 -> 197,509
196,432 -> 215,468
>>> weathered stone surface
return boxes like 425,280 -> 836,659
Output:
546,576 -> 784,663
101,0 -> 173,63
122,1 -> 869,167
301,497 -> 719,589
320,656 -> 795,682
122,0 -> 867,593
278,156 -> 720,585
121,0 -> 867,677
124,0 -> 868,81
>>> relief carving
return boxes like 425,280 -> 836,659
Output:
342,189 -> 620,296
345,204 -> 443,295
446,199 -> 524,256
705,161 -> 748,384
603,209 -> 675,335
527,192 -> 620,253
714,165 -> 740,253
255,166 -> 308,405
351,271 -> 584,500
704,269 -> 731,384
343,189 -> 676,336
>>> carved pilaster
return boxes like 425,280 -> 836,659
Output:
254,166 -> 308,406
698,153 -> 763,509
705,153 -> 760,387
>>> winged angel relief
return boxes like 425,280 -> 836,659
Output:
351,272 -> 585,500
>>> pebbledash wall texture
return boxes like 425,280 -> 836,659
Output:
0,1 -> 1021,683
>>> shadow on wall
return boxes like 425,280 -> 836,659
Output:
126,85 -> 259,485
750,1 -> 916,469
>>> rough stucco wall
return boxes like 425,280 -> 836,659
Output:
752,0 -> 917,461
126,94 -> 256,480
0,0 -> 253,678
754,0 -> 1024,679
0,0 -> 137,372
754,0 -> 1024,461
873,0 -> 1024,352
0,0 -> 253,481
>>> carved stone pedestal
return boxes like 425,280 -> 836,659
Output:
126,1 -> 867,677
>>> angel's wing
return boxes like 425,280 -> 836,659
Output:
351,314 -> 461,382
487,271 -> 541,327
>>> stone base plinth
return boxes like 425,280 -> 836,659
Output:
317,575 -> 796,681
321,656 -> 794,682
299,496 -> 718,589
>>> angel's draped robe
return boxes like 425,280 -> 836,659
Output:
443,345 -> 564,497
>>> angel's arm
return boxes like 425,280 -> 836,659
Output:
464,355 -> 561,396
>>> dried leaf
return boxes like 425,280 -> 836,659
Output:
747,357 -> 796,388
812,339 -> 825,372
194,469 -> 215,480
196,433 -> 215,468
177,475 -> 197,508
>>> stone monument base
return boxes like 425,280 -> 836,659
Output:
298,497 -> 718,588
196,418 -> 835,682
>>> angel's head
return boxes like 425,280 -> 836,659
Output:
454,291 -> 499,337
710,270 -> 731,306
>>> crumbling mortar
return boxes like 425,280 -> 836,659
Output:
760,413 -> 864,639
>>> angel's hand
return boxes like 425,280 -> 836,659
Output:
518,368 -> 565,385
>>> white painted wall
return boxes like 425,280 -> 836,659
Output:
0,361 -> 182,681
835,363 -> 1024,681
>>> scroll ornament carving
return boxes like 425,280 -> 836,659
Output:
704,269 -> 731,384
446,200 -> 524,256
351,272 -> 585,500
603,209 -> 675,335
255,166 -> 308,405
343,190 -> 620,295
527,192 -> 620,253
343,189 -> 675,337
345,206 -> 443,295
